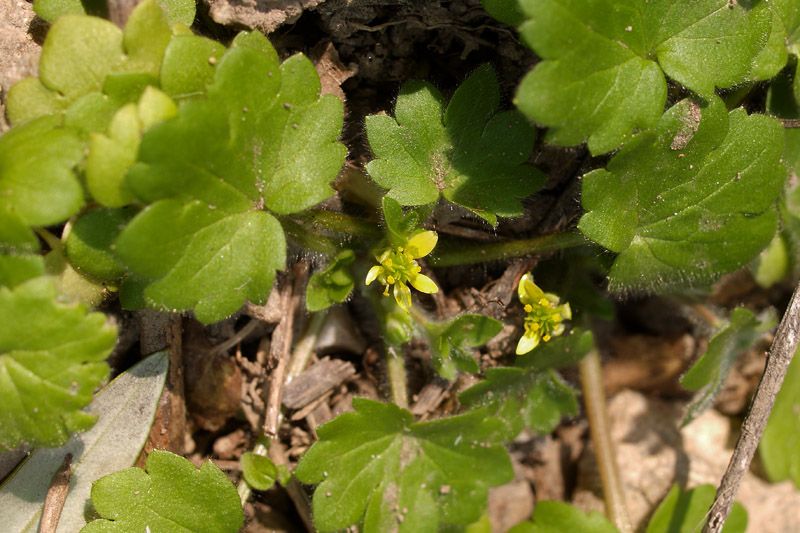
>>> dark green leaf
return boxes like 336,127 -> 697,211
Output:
307,250 -> 356,312
428,314 -> 503,379
295,399 -> 513,532
366,65 -> 544,225
0,277 -> 116,450
66,207 -> 137,283
515,0 -> 774,154
579,97 -> 785,292
481,0 -> 524,26
681,308 -> 775,426
81,450 -> 244,532
645,484 -> 747,533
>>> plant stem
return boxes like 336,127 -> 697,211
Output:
287,310 -> 328,381
281,218 -> 340,256
703,281 -> 800,533
579,349 -> 633,533
429,231 -> 586,267
300,209 -> 383,239
386,345 -> 409,408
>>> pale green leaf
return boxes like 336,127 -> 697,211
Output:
81,450 -> 243,532
0,116 -> 84,227
579,97 -> 785,292
307,250 -> 356,312
509,501 -> 617,533
516,0 -> 774,154
645,484 -> 747,533
0,277 -> 116,450
366,65 -> 544,224
428,314 -> 503,379
0,351 -> 168,533
760,347 -> 800,488
117,43 -> 344,322
241,452 -> 278,491
66,208 -> 136,283
295,399 -> 513,532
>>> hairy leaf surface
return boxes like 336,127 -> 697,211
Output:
295,398 -> 513,532
366,65 -> 544,225
579,97 -> 784,292
515,0 -> 774,154
0,277 -> 116,450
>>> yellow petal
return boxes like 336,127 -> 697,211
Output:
410,273 -> 438,294
559,303 -> 572,321
393,282 -> 412,310
553,323 -> 565,336
516,332 -> 540,355
365,265 -> 383,285
518,272 -> 544,304
406,231 -> 438,258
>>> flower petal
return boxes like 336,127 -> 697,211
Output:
406,231 -> 438,258
393,282 -> 412,310
516,332 -> 540,355
553,323 -> 565,336
518,273 -> 544,303
559,303 -> 572,321
365,265 -> 383,285
410,273 -> 438,294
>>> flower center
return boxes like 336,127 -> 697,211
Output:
379,247 -> 421,287
523,298 -> 564,343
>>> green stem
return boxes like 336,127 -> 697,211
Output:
281,218 -> 339,256
429,231 -> 586,267
579,349 -> 633,533
300,210 -> 382,239
386,346 -> 409,408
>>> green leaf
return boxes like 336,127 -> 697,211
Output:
116,44 -> 344,322
241,452 -> 278,491
86,86 -> 178,207
680,308 -> 776,426
0,209 -> 44,289
381,196 -> 433,246
0,351 -> 168,532
645,484 -> 747,533
32,0 -> 193,26
481,0 -> 524,26
307,250 -> 356,312
760,346 -> 800,488
428,314 -> 503,379
579,97 -> 785,292
160,35 -> 225,99
66,207 -> 137,284
81,450 -> 244,532
752,233 -> 789,288
508,501 -> 617,533
0,116 -> 84,227
366,65 -> 544,224
0,277 -> 116,450
295,399 -> 513,532
515,0 -> 773,154
460,331 -> 591,438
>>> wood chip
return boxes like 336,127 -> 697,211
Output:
410,383 -> 448,417
282,357 -> 356,410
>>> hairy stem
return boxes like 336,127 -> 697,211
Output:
429,231 -> 586,267
703,281 -> 800,533
579,349 -> 633,533
386,345 -> 409,408
300,209 -> 383,239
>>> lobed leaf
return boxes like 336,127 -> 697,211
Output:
459,331 -> 591,439
81,450 -> 243,532
515,0 -> 775,154
66,207 -> 137,284
295,398 -> 513,532
306,250 -> 356,312
428,314 -> 503,379
0,277 -> 116,451
579,97 -> 785,292
681,308 -> 775,426
116,39 -> 345,322
366,65 -> 544,225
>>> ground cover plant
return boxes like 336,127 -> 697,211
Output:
1,0 -> 800,531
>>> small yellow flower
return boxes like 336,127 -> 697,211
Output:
365,230 -> 439,310
516,272 -> 571,355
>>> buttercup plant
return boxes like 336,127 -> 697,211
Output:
2,0 -> 800,532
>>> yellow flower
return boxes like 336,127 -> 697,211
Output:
365,230 -> 439,310
516,272 -> 571,355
